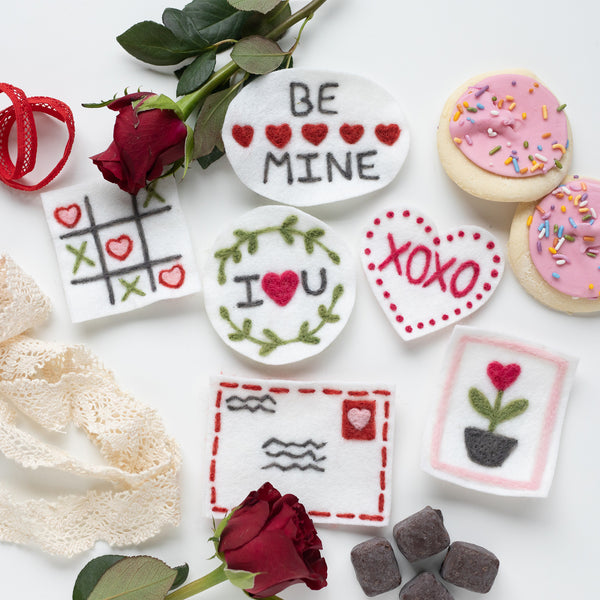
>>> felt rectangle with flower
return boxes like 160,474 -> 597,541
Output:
422,326 -> 577,497
41,178 -> 200,322
206,375 -> 395,525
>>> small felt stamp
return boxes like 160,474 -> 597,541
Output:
392,506 -> 450,562
42,179 -> 200,322
350,537 -> 402,596
203,206 -> 356,365
205,375 -> 395,526
440,541 -> 499,593
222,69 -> 409,206
422,326 -> 577,496
360,207 -> 504,340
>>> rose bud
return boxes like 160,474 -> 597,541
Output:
91,92 -> 187,195
217,482 -> 328,598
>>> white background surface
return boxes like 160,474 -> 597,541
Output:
1,0 -> 599,598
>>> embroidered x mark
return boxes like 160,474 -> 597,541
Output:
66,241 -> 95,274
119,275 -> 146,301
378,234 -> 411,275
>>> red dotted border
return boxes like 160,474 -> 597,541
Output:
363,209 -> 503,336
210,380 -> 392,523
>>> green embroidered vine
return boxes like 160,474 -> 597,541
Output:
219,283 -> 343,356
214,214 -> 340,285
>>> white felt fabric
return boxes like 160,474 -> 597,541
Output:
203,205 -> 356,365
360,207 -> 504,340
41,179 -> 200,322
205,375 -> 395,526
222,68 -> 409,206
422,326 -> 577,497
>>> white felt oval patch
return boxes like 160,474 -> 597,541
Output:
203,206 -> 356,364
360,208 -> 504,340
223,69 -> 410,206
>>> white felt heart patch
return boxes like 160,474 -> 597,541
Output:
222,69 -> 409,207
361,208 -> 504,340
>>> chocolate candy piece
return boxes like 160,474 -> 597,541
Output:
440,541 -> 499,593
392,506 -> 450,562
399,573 -> 454,600
350,537 -> 402,596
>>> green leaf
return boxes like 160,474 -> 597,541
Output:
182,0 -> 248,45
298,321 -> 310,337
262,328 -> 283,343
317,305 -> 340,323
73,555 -> 126,600
163,7 -> 210,47
219,306 -> 230,320
182,124 -> 195,177
468,387 -> 493,419
301,334 -> 320,345
228,0 -> 281,14
116,21 -> 198,66
497,398 -> 529,424
304,237 -> 314,254
231,35 -> 285,74
171,565 -> 189,590
327,250 -> 341,264
81,95 -> 118,109
85,556 -> 177,600
282,215 -> 298,228
224,568 -> 258,590
232,248 -> 243,263
331,284 -> 344,302
259,342 -> 277,356
234,229 -> 250,239
242,319 -> 253,335
193,86 -> 241,159
197,146 -> 225,169
306,228 -> 325,239
240,2 -> 291,38
229,332 -> 246,341
176,50 -> 217,96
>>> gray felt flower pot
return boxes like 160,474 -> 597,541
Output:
464,426 -> 518,467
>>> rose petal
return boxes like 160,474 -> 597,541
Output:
219,498 -> 270,553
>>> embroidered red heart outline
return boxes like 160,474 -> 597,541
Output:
261,270 -> 299,306
375,124 -> 401,146
301,123 -> 328,146
339,123 -> 364,144
361,208 -> 504,340
54,204 -> 81,229
105,235 -> 133,261
265,124 -> 292,149
232,124 -> 254,148
158,264 -> 186,289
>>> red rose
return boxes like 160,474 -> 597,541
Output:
218,482 -> 328,598
90,92 -> 187,195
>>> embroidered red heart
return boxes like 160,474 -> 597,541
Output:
265,124 -> 292,149
347,408 -> 371,430
232,125 -> 254,148
339,123 -> 364,144
54,204 -> 81,228
487,361 -> 521,391
261,271 -> 299,306
301,123 -> 328,146
375,124 -> 401,146
158,264 -> 186,289
105,235 -> 133,261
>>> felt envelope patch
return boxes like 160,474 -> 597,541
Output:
223,68 -> 410,206
206,376 -> 395,525
361,207 -> 504,340
422,326 -> 577,497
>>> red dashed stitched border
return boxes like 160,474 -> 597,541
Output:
209,380 -> 392,522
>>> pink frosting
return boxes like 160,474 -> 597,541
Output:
528,178 -> 600,299
449,73 -> 568,178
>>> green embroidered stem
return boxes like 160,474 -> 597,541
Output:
214,215 -> 340,285
220,284 -> 344,356
468,387 -> 529,434
488,390 -> 504,433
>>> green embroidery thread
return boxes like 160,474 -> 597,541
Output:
219,284 -> 344,356
143,181 -> 167,207
119,275 -> 146,301
214,214 -> 341,285
67,241 -> 95,274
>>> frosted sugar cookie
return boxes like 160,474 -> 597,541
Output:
509,176 -> 600,313
438,70 -> 572,202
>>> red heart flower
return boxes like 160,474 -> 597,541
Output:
54,204 -> 81,228
262,271 -> 299,306
265,124 -> 292,149
105,235 -> 133,261
232,125 -> 254,148
158,264 -> 186,289
301,123 -> 328,146
339,123 -> 364,144
375,123 -> 401,146
487,361 -> 521,391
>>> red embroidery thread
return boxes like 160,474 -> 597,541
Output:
231,124 -> 254,147
265,124 -> 292,148
54,204 -> 81,229
105,235 -> 133,261
375,123 -> 401,146
301,123 -> 328,146
261,270 -> 299,306
339,123 -> 364,144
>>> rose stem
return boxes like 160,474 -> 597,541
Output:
164,564 -> 228,600
176,0 -> 329,120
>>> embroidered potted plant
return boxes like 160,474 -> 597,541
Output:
464,361 -> 529,467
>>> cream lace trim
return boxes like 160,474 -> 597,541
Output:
0,255 -> 181,556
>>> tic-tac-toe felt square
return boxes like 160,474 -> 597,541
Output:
206,375 -> 395,526
41,179 -> 200,322
203,205 -> 356,365
422,326 -> 577,497
222,68 -> 409,206
361,207 -> 504,340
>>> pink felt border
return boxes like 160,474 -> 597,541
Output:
429,334 -> 569,492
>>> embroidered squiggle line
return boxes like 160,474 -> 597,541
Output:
262,462 -> 326,473
263,450 -> 327,461
262,437 -> 327,449
225,394 -> 276,413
